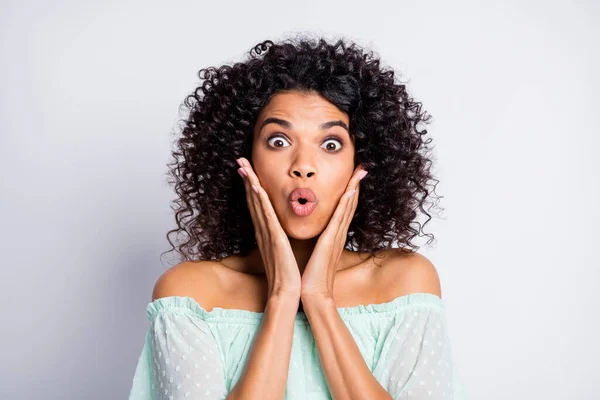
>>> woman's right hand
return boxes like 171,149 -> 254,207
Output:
236,157 -> 301,299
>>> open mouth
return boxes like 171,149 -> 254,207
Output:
289,188 -> 317,216
289,198 -> 317,216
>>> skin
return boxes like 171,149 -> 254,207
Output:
231,90 -> 399,399
246,89 -> 359,276
152,89 -> 442,400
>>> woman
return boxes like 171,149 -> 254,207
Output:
128,36 -> 467,399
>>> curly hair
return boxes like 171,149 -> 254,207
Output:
161,35 -> 443,265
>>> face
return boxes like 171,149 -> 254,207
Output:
251,90 -> 356,240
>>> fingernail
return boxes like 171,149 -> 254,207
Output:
238,168 -> 247,178
359,170 -> 368,180
236,158 -> 244,168
252,185 -> 259,194
346,189 -> 356,198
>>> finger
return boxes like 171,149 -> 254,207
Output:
326,186 -> 355,246
238,157 -> 285,238
252,184 -> 287,240
238,157 -> 262,188
346,164 -> 367,191
336,167 -> 365,244
336,186 -> 359,245
335,165 -> 364,222
326,165 -> 364,242
340,164 -> 366,228
237,161 -> 266,245
342,179 -> 360,234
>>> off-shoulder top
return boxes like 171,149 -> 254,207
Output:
128,293 -> 467,399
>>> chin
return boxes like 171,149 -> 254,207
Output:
286,231 -> 321,240
274,202 -> 329,239
281,219 -> 324,240
283,224 -> 321,240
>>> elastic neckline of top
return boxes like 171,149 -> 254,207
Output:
146,292 -> 443,323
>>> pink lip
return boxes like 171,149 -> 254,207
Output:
288,187 -> 317,217
289,187 -> 317,202
289,200 -> 317,216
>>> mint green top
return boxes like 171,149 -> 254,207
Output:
128,293 -> 467,399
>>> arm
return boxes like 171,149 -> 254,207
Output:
302,252 -> 442,400
226,294 -> 300,400
152,262 -> 300,400
302,296 -> 393,400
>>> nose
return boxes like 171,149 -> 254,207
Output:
289,143 -> 317,179
292,168 -> 315,178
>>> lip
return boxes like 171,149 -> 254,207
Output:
289,200 -> 317,216
288,187 -> 317,217
289,187 -> 317,202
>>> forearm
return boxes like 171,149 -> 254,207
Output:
226,294 -> 299,400
302,296 -> 393,400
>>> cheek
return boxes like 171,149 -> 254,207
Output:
321,181 -> 348,214
327,169 -> 353,195
254,167 -> 285,207
254,165 -> 276,191
252,153 -> 278,180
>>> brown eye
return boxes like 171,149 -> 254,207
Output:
321,137 -> 343,152
267,135 -> 290,148
266,134 -> 344,152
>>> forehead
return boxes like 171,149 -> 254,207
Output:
256,91 -> 349,125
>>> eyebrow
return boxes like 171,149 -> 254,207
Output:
259,117 -> 349,133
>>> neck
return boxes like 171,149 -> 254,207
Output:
287,235 -> 319,276
246,234 -> 343,276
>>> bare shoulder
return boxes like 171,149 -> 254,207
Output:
151,260 -> 224,304
377,249 -> 442,298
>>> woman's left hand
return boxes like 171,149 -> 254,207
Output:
300,164 -> 368,301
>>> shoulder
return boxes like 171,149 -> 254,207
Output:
151,260 -> 224,303
377,249 -> 442,298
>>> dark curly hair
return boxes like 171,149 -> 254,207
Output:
161,35 -> 443,265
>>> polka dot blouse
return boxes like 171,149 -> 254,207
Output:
128,293 -> 467,399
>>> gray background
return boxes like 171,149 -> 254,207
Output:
1,0 -> 598,399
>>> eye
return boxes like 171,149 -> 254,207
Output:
266,134 -> 344,152
266,135 -> 291,149
321,136 -> 344,153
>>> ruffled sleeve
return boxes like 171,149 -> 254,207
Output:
128,296 -> 228,400
372,294 -> 467,399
